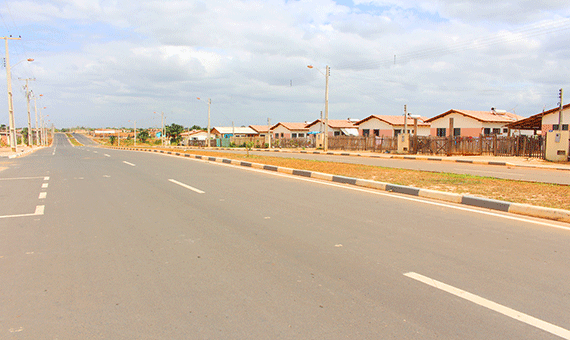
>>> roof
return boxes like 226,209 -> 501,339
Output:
210,126 -> 258,134
355,115 -> 430,126
424,109 -> 523,123
506,103 -> 570,130
181,130 -> 207,136
305,119 -> 356,129
248,125 -> 270,133
270,122 -> 309,131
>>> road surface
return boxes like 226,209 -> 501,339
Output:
1,133 -> 569,339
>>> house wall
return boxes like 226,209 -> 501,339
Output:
358,119 -> 394,136
541,108 -> 570,134
308,123 -> 337,136
272,125 -> 293,139
428,113 -> 483,137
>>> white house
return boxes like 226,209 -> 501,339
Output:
305,119 -> 358,136
424,109 -> 523,137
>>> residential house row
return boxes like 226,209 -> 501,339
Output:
180,104 -> 569,144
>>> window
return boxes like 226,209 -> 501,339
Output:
362,129 -> 370,137
503,128 -> 508,133
553,124 -> 559,130
563,124 -> 569,131
493,128 -> 500,134
394,129 -> 402,136
275,133 -> 279,139
334,131 -> 340,136
280,133 -> 284,138
373,129 -> 380,136
453,128 -> 461,137
292,133 -> 297,138
483,128 -> 491,135
436,128 -> 446,137
298,133 -> 304,138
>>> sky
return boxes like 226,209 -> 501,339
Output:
0,0 -> 569,129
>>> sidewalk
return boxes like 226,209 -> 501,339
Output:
0,145 -> 44,158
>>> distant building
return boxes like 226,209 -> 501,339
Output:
355,115 -> 430,137
270,122 -> 309,139
424,109 -> 523,137
305,119 -> 359,136
210,126 -> 258,138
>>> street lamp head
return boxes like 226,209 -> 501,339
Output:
27,58 -> 34,62
307,65 -> 313,68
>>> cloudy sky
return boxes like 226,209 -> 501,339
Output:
1,0 -> 569,129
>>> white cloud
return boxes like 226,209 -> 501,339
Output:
0,0 -> 568,128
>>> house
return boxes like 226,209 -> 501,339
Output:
355,115 -> 430,137
181,130 -> 208,141
506,103 -> 570,135
249,125 -> 271,138
270,122 -> 309,139
210,126 -> 258,138
424,109 -> 523,137
305,119 -> 359,136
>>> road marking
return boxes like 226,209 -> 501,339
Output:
0,176 -> 46,181
44,176 -> 49,180
93,151 -> 98,153
123,161 -> 136,166
404,272 -> 570,339
104,154 -> 110,157
39,192 -> 47,199
168,179 -> 205,194
0,205 -> 45,219
41,183 -> 49,188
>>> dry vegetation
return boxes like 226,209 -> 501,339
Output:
119,146 -> 570,211
65,133 -> 82,146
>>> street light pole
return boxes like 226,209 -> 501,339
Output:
3,36 -> 21,152
308,65 -> 330,152
20,78 -> 35,146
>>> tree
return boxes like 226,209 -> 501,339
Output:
109,135 -> 116,145
165,123 -> 184,145
138,129 -> 150,143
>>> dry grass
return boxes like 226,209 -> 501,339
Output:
65,133 -> 82,146
129,146 -> 570,211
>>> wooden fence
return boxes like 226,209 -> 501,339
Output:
411,135 -> 544,157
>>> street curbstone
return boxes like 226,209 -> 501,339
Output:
461,196 -> 511,212
508,203 -> 570,223
277,167 -> 294,175
386,184 -> 420,196
418,189 -> 462,203
332,175 -> 357,185
310,172 -> 334,181
292,169 -> 312,177
355,178 -> 387,191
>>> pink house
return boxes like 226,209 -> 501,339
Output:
355,115 -> 430,137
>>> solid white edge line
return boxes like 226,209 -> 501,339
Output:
0,205 -> 44,219
0,176 -> 47,181
122,161 -> 136,166
128,149 -> 570,231
168,179 -> 205,194
404,272 -> 570,339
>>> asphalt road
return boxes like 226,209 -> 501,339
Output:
1,133 -> 569,339
197,148 -> 570,185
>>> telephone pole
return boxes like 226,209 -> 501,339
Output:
559,88 -> 564,130
20,78 -> 35,146
3,36 -> 21,152
324,65 -> 330,152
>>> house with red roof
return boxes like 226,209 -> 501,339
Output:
424,109 -> 523,137
355,115 -> 430,137
305,119 -> 359,136
270,122 -> 309,139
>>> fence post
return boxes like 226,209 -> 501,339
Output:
493,135 -> 497,156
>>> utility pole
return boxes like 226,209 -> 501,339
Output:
559,88 -> 564,130
207,99 -> 211,147
3,36 -> 21,152
134,120 -> 137,146
324,65 -> 330,152
161,111 -> 165,146
20,78 -> 35,146
267,117 -> 271,149
33,93 -> 39,145
404,105 -> 408,135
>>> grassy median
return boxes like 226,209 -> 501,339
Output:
65,133 -> 83,146
111,145 -> 570,211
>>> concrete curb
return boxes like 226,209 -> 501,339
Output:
1,146 -> 45,159
108,146 -> 570,224
151,145 -> 570,172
